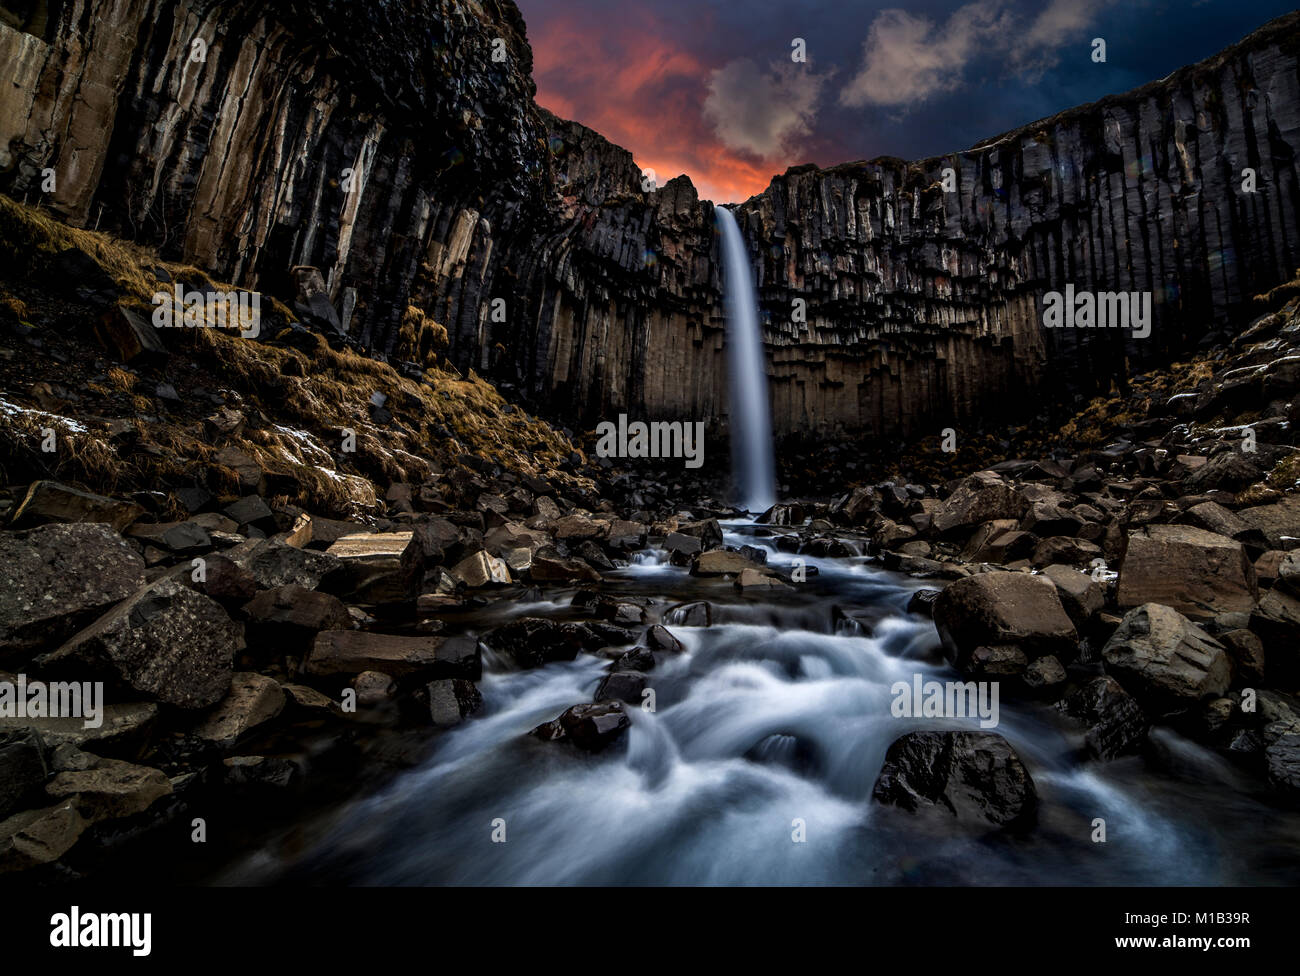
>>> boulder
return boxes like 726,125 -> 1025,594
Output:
192,673 -> 285,748
426,678 -> 483,728
0,801 -> 87,873
931,473 -> 1028,538
1059,676 -> 1147,759
45,757 -> 171,821
1101,603 -> 1231,708
326,531 -> 419,601
932,571 -> 1077,670
1265,733 -> 1300,799
530,548 -> 602,582
41,578 -> 240,709
644,625 -> 684,653
483,618 -> 599,669
242,584 -> 350,650
9,480 -> 144,531
449,549 -> 512,587
1041,564 -> 1104,625
871,731 -> 1036,828
530,701 -> 630,752
1237,495 -> 1300,550
307,631 -> 479,679
0,523 -> 146,658
690,549 -> 758,576
594,671 -> 648,704
1116,525 -> 1257,619
226,538 -> 343,590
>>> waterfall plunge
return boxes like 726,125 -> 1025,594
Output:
716,206 -> 776,514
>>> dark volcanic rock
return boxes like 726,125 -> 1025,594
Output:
932,571 -> 1077,670
40,578 -> 241,709
530,701 -> 630,752
1101,603 -> 1231,709
1059,676 -> 1148,760
871,731 -> 1036,829
484,617 -> 600,669
0,523 -> 146,659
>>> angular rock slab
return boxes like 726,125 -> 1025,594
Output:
1117,524 -> 1257,619
41,578 -> 241,709
0,523 -> 145,658
1101,603 -> 1231,708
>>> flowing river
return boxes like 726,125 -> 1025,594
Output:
221,521 -> 1300,885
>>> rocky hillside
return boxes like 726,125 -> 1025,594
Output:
3,2 -> 1298,444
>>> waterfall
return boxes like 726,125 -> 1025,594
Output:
716,206 -> 776,514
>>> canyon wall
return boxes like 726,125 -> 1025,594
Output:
2,1 -> 1299,440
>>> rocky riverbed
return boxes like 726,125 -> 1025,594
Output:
2,259 -> 1299,883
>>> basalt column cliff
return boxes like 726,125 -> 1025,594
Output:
2,1 -> 1299,439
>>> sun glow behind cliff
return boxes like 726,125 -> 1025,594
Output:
716,206 -> 776,513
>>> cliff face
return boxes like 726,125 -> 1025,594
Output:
3,1 -> 1299,441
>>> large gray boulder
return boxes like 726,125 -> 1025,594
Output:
1101,603 -> 1231,709
0,523 -> 146,658
40,578 -> 241,709
933,571 -> 1077,671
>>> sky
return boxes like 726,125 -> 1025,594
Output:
518,0 -> 1298,204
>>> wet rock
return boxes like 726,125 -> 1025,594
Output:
758,503 -> 806,526
1101,603 -> 1231,709
644,625 -> 684,653
1265,733 -> 1300,800
1059,676 -> 1147,760
735,567 -> 792,590
41,578 -> 240,709
664,532 -> 702,555
906,588 -> 941,618
9,481 -> 145,531
1117,525 -> 1257,619
483,618 -> 597,669
426,678 -> 483,727
1023,655 -> 1067,695
594,671 -> 648,704
610,646 -> 655,672
307,631 -> 477,679
192,673 -> 285,748
933,571 -> 1077,670
282,683 -> 338,714
871,731 -> 1036,829
530,701 -> 630,752
0,523 -> 146,658
664,601 -> 712,627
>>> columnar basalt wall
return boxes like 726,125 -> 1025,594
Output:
2,1 -> 1298,441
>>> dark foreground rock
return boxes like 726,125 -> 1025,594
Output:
872,731 -> 1037,829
